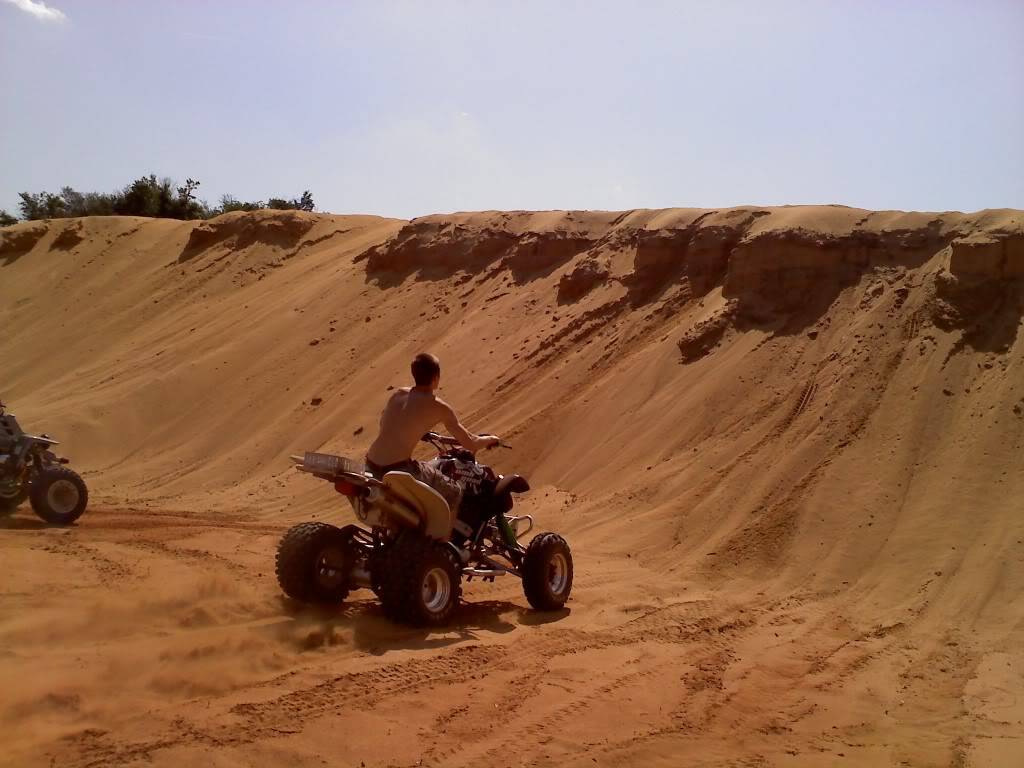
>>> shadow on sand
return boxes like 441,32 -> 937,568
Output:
0,511 -> 62,531
274,595 -> 570,654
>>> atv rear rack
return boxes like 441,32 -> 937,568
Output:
290,452 -> 427,532
290,452 -> 367,478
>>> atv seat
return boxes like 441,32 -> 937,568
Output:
495,473 -> 530,495
383,471 -> 454,540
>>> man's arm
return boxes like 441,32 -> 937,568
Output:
438,400 -> 498,453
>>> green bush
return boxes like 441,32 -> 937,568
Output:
218,195 -> 265,214
12,177 -> 315,221
18,191 -> 66,219
267,190 -> 315,212
57,187 -> 116,217
114,175 -> 210,219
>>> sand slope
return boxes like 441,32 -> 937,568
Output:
1,206 -> 1022,767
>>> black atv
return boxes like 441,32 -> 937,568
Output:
0,401 -> 88,525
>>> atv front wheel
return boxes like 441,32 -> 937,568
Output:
379,534 -> 461,626
522,532 -> 573,611
276,522 -> 354,604
30,467 -> 87,525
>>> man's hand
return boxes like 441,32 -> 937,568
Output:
480,434 -> 502,449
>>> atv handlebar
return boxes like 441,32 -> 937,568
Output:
421,431 -> 511,450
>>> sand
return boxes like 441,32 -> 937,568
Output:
0,206 -> 1022,767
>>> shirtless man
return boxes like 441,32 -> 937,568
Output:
366,353 -> 500,509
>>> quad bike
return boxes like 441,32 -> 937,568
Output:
0,401 -> 89,524
276,432 -> 573,626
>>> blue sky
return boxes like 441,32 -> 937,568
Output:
2,0 -> 1022,218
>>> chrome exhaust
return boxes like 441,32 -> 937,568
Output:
464,567 -> 509,578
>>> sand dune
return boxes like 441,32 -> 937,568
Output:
1,206 -> 1022,766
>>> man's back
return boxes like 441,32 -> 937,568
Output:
367,387 -> 445,467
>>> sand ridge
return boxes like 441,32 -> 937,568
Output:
1,206 -> 1023,766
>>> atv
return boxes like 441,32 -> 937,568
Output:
276,432 -> 573,626
0,401 -> 89,525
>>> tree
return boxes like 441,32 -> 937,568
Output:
110,175 -> 208,219
57,187 -> 115,217
59,187 -> 85,216
0,210 -> 17,227
12,177 -> 313,221
115,175 -> 168,217
174,178 -> 208,219
18,191 -> 66,220
218,194 -> 265,214
80,191 -> 116,217
267,190 -> 315,212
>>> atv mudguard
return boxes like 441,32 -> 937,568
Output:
382,471 -> 453,540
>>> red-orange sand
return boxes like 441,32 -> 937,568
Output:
1,206 -> 1022,767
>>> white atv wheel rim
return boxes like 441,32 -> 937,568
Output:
47,479 -> 79,515
547,553 -> 568,595
422,566 -> 451,613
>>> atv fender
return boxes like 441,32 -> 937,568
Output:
383,471 -> 453,540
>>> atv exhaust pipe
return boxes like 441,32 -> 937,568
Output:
464,566 -> 509,578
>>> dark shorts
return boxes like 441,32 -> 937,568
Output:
366,458 -> 462,511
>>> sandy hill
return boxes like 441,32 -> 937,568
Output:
0,206 -> 1022,767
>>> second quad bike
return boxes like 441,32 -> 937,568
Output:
0,401 -> 89,525
276,432 -> 573,625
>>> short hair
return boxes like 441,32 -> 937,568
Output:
411,353 -> 441,386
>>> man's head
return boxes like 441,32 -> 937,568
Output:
411,353 -> 441,390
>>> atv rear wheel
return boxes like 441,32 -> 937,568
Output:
522,532 -> 573,610
30,467 -> 87,525
379,534 -> 461,626
276,522 -> 354,604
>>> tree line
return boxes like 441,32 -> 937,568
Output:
0,175 -> 315,226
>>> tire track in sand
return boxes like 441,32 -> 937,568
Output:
56,600 -> 754,768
